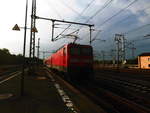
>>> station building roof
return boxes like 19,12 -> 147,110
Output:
139,53 -> 150,56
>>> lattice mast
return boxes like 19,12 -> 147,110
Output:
29,0 -> 36,59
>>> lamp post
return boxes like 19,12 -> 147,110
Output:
21,0 -> 28,96
12,0 -> 37,96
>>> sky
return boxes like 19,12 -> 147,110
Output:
0,0 -> 150,59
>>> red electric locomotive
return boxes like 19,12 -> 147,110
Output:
45,43 -> 94,81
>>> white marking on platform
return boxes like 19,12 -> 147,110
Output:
48,73 -> 79,113
0,72 -> 21,84
0,93 -> 13,100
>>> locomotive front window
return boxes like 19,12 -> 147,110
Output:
70,47 -> 80,55
81,48 -> 92,56
63,48 -> 66,55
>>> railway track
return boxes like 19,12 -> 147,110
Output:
95,70 -> 150,93
77,82 -> 150,113
0,65 -> 21,77
96,75 -> 150,94
0,71 -> 22,84
95,69 -> 150,82
0,71 -> 20,81
74,83 -> 120,113
95,74 -> 150,109
0,66 -> 27,84
45,68 -> 150,113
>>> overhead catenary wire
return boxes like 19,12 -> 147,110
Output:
54,0 -> 97,40
59,0 -> 86,19
67,0 -> 114,43
98,0 -> 139,27
91,31 -> 101,41
51,0 -> 140,46
76,0 -> 114,43
45,0 -> 94,40
85,0 -> 114,24
127,35 -> 148,42
76,0 -> 114,31
131,35 -> 150,42
80,0 -> 96,16
92,5 -> 150,53
91,1 -> 149,58
89,0 -> 139,42
54,26 -> 79,30
117,6 -> 150,27
44,0 -> 63,19
123,23 -> 150,35
134,42 -> 150,48
48,1 -> 62,19
102,4 -> 150,33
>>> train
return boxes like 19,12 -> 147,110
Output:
44,43 -> 94,81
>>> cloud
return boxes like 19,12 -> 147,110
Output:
0,0 -> 150,58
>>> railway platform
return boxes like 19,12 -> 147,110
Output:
0,67 -> 105,113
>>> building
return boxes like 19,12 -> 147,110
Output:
138,53 -> 150,69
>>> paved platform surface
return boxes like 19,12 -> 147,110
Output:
0,68 -> 105,113
0,69 -> 69,113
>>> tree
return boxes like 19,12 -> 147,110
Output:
0,48 -> 23,65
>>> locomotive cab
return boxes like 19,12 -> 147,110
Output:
67,44 -> 94,80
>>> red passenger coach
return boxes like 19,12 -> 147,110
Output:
45,43 -> 94,81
